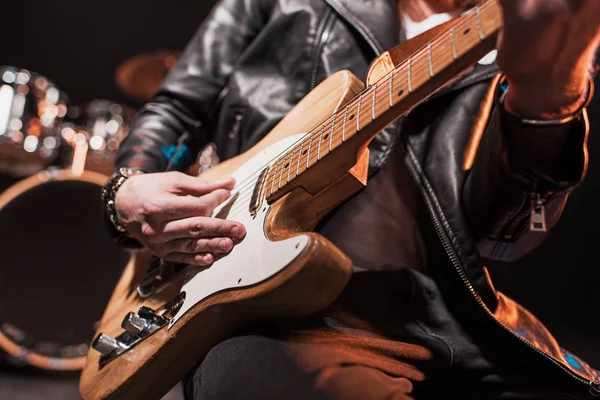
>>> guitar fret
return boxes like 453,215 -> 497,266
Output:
407,57 -> 413,93
287,149 -> 293,182
329,113 -> 335,151
270,162 -> 277,195
278,156 -> 285,189
356,95 -> 362,131
295,140 -> 303,176
451,26 -> 457,59
427,43 -> 434,77
342,106 -> 348,141
317,123 -> 324,160
306,133 -> 314,168
476,6 -> 485,39
388,72 -> 394,107
371,84 -> 377,120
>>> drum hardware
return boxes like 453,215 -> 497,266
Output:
60,99 -> 136,176
190,142 -> 220,176
0,66 -> 68,178
114,50 -> 181,102
92,293 -> 185,367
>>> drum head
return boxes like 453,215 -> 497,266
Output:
0,170 -> 130,370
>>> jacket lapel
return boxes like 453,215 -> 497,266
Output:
323,0 -> 400,55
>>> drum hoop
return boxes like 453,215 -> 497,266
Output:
0,168 -> 109,370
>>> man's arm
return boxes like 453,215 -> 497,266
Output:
105,0 -> 272,261
116,0 -> 271,173
464,0 -> 599,261
464,82 -> 590,261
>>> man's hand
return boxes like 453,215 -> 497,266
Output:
114,171 -> 246,266
497,0 -> 600,119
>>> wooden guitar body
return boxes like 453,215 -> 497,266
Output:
80,70 -> 368,400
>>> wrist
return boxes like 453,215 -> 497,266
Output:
504,65 -> 591,120
102,167 -> 145,233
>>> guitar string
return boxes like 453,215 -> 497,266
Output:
200,7 -> 500,219
262,3 -> 501,183
212,12 -> 501,220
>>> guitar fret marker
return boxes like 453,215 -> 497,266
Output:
407,57 -> 413,93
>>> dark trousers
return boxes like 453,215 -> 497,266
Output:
184,270 -> 594,400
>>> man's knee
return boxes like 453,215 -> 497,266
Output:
188,335 -> 326,400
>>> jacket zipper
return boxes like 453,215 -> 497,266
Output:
310,8 -> 335,90
404,148 -> 600,396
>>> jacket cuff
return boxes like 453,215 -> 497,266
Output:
497,84 -> 589,192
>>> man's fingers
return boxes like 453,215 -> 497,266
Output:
162,252 -> 215,267
170,172 -> 235,196
159,188 -> 233,220
159,217 -> 246,241
157,237 -> 234,256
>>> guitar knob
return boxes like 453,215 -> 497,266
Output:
91,333 -> 122,356
121,312 -> 147,335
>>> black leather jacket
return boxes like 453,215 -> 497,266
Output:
115,0 -> 598,392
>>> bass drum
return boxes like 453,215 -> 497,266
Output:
0,169 -> 131,371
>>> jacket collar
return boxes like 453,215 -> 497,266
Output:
323,0 -> 400,55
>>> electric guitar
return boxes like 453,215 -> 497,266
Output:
80,2 -> 502,398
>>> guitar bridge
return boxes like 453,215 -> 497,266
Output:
92,293 -> 185,368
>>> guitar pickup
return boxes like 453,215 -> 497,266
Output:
137,257 -> 188,298
249,167 -> 268,216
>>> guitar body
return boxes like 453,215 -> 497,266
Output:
80,70 -> 368,400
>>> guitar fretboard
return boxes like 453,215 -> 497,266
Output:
264,0 -> 502,200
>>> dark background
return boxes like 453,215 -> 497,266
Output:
0,0 -> 599,398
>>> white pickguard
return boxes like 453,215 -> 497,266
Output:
169,134 -> 310,327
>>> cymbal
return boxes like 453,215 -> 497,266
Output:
115,50 -> 180,102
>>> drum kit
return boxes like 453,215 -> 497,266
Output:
0,51 -> 218,372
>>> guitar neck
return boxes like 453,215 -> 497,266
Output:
265,0 -> 502,200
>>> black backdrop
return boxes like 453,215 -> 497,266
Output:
0,0 -> 216,109
1,0 -> 599,365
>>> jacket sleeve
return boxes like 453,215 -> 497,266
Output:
115,0 -> 271,173
463,76 -> 591,262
